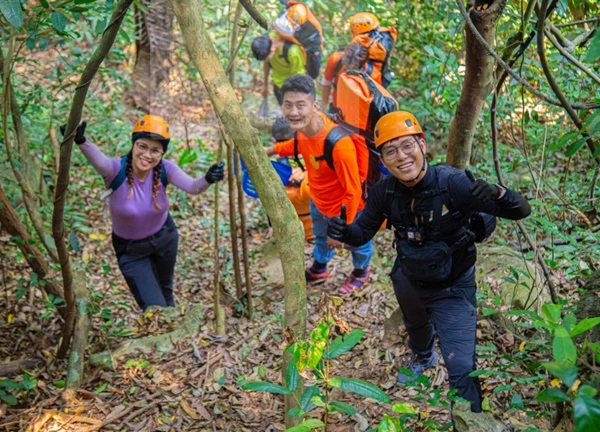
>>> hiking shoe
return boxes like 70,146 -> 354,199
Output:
339,267 -> 370,295
397,351 -> 439,383
305,267 -> 330,283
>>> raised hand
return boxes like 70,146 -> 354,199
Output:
205,161 -> 225,184
327,204 -> 348,241
470,179 -> 500,203
59,121 -> 87,144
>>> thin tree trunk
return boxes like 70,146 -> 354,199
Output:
214,141 -> 226,336
447,0 -> 508,168
236,149 -> 253,319
54,0 -> 133,365
170,0 -> 306,425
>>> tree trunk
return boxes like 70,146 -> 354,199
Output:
54,0 -> 133,370
129,0 -> 174,111
169,0 -> 306,425
447,0 -> 508,169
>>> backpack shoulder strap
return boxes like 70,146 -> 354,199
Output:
293,132 -> 305,171
321,126 -> 351,171
109,156 -> 128,192
382,175 -> 397,230
281,41 -> 292,63
160,163 -> 168,187
331,56 -> 344,88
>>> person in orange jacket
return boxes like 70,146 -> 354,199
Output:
266,74 -> 373,294
321,12 -> 380,113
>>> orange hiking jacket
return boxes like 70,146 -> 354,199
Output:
274,113 -> 365,223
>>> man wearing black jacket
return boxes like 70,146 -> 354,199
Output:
327,111 -> 531,413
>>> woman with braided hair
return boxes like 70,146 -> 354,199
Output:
67,115 -> 224,310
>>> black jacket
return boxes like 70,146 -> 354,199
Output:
343,164 -> 531,248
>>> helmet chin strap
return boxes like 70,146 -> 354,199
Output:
402,136 -> 427,184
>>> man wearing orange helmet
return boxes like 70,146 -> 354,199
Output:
327,111 -> 531,413
66,116 -> 224,310
321,12 -> 380,112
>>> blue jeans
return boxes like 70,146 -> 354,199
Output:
310,200 -> 373,270
112,215 -> 179,310
391,264 -> 482,412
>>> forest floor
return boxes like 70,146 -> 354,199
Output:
0,87 -> 577,432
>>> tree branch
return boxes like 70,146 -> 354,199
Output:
537,0 -> 599,164
455,0 -> 600,110
54,0 -> 133,364
544,27 -> 600,86
239,0 -> 269,30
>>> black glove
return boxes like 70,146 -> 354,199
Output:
327,205 -> 348,241
59,121 -> 87,144
470,179 -> 500,203
205,161 -> 225,184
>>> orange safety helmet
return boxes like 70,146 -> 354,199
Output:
349,12 -> 379,37
374,111 -> 424,149
132,115 -> 171,150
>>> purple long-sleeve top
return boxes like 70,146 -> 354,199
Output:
79,139 -> 210,240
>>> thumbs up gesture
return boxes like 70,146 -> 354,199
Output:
327,204 -> 349,241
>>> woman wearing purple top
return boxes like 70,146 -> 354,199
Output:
69,115 -> 224,310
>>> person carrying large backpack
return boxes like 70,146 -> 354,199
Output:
66,115 -> 224,310
334,43 -> 398,188
265,74 -> 373,294
321,12 -> 396,112
327,111 -> 531,415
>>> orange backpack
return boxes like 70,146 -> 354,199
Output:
273,1 -> 323,79
350,27 -> 398,88
335,69 -> 398,143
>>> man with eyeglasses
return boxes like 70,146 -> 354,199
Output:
327,111 -> 531,414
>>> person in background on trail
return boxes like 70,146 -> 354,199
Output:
265,74 -> 373,294
321,12 -> 380,112
65,115 -> 225,311
272,117 -> 313,241
252,33 -> 306,106
327,111 -> 531,412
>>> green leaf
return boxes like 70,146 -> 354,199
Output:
325,329 -> 365,359
377,415 -> 402,432
570,317 -> 600,337
563,313 -> 577,335
50,11 -> 67,32
565,137 -> 588,158
329,377 -> 390,403
553,326 -> 577,364
241,381 -> 291,395
0,393 -> 18,405
511,393 -> 524,409
0,380 -> 21,390
178,147 -> 198,166
492,384 -> 514,393
288,419 -> 324,430
392,402 -> 417,414
542,361 -> 578,387
542,303 -> 561,324
284,426 -> 310,432
310,395 -> 325,407
0,0 -> 24,28
579,385 -> 598,398
300,386 -> 320,411
287,407 -> 306,418
328,401 -> 357,414
574,395 -> 600,432
286,360 -> 300,392
549,130 -> 579,151
93,383 -> 108,394
536,388 -> 570,403
69,230 -> 79,252
583,28 -> 600,63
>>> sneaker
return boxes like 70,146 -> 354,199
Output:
397,351 -> 439,383
339,267 -> 370,295
305,267 -> 330,283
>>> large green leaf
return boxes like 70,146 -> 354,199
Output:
542,361 -> 578,388
552,326 -> 577,364
284,426 -> 310,432
0,0 -> 24,28
329,377 -> 391,403
300,386 -> 321,411
0,392 -> 17,406
574,395 -> 600,432
328,401 -> 357,414
287,407 -> 306,418
286,360 -> 300,392
50,11 -> 67,32
541,303 -> 561,324
536,388 -> 570,403
570,317 -> 600,338
549,130 -> 579,151
325,329 -> 365,359
241,381 -> 291,395
392,402 -> 417,414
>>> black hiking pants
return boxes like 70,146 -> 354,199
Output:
112,215 -> 179,310
391,263 -> 482,412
